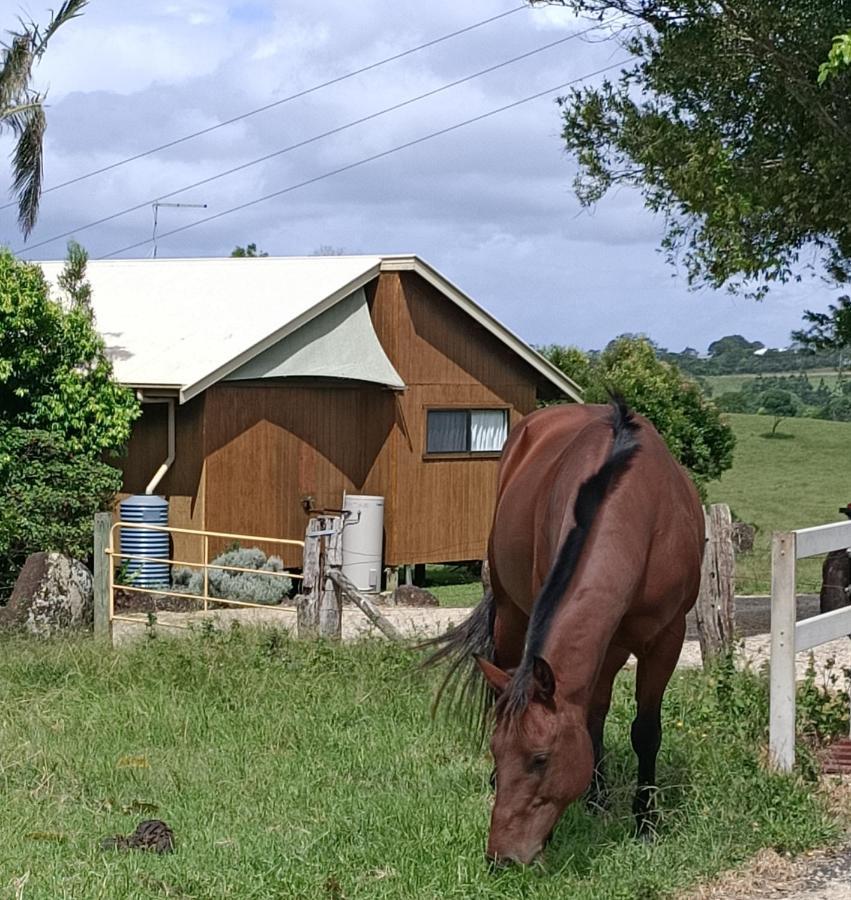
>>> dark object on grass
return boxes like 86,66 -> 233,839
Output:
730,521 -> 755,554
101,819 -> 175,854
391,584 -> 438,607
820,505 -> 851,617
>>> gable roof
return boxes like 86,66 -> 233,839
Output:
36,254 -> 582,403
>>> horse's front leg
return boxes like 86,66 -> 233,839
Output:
586,643 -> 631,813
631,616 -> 685,838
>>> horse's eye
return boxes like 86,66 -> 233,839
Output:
530,752 -> 549,773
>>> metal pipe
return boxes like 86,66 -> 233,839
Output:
142,396 -> 176,495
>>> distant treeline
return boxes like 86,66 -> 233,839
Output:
654,334 -> 844,376
714,374 -> 851,423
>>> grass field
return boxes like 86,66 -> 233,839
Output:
706,414 -> 851,593
0,631 -> 839,899
703,370 -> 841,398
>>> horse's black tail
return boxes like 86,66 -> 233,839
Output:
419,588 -> 496,745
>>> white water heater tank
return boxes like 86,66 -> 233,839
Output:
341,494 -> 384,593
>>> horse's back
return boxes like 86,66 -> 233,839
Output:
489,403 -> 704,629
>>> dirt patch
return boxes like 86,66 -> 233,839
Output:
113,587 -> 205,614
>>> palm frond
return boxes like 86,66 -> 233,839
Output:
11,102 -> 45,239
0,35 -> 33,111
33,1 -> 89,57
0,100 -> 40,126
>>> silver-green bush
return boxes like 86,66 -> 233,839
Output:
172,547 -> 291,605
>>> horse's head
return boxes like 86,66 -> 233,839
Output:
477,655 -> 594,866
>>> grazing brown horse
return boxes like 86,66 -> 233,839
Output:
426,397 -> 704,866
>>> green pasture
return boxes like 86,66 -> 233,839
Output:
0,631 -> 839,899
706,414 -> 851,594
703,370 -> 841,398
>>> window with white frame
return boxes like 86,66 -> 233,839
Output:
425,408 -> 509,455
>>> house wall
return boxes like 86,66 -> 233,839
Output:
367,271 -> 539,564
116,269 -> 551,571
116,395 -> 206,564
201,381 -> 396,564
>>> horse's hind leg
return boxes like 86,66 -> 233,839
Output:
631,615 -> 686,838
586,642 -> 631,812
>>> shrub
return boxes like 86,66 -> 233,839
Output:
173,547 -> 292,605
540,337 -> 735,492
0,428 -> 123,599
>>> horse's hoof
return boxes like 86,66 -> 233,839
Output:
634,815 -> 660,843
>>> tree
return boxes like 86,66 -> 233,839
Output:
0,246 -> 138,596
707,335 -> 763,358
0,247 -> 139,454
758,388 -> 798,435
1,1 -> 88,237
553,0 -> 851,297
231,243 -> 268,258
540,337 -> 735,491
792,296 -> 851,351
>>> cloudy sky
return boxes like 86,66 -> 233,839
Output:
0,0 -> 839,352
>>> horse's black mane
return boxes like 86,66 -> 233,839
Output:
421,395 -> 640,743
498,395 -> 640,722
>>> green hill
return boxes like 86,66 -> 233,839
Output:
706,413 -> 851,593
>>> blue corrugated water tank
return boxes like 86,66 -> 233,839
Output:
119,495 -> 170,588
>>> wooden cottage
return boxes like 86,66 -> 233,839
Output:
40,255 -> 581,571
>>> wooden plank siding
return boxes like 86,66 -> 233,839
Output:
116,395 -> 206,564
114,269 -> 558,571
202,382 -> 395,565
367,271 -> 538,564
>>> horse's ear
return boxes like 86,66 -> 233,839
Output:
532,656 -> 556,702
475,656 -> 511,695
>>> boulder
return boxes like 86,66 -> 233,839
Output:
1,552 -> 94,637
390,584 -> 439,607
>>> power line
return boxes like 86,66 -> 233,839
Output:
98,60 -> 628,260
0,5 -> 527,211
18,22 -> 621,255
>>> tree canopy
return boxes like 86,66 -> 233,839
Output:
554,0 -> 851,297
1,1 -> 88,237
0,248 -> 139,455
231,243 -> 268,258
539,336 -> 735,491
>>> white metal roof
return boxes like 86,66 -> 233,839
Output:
36,254 -> 582,403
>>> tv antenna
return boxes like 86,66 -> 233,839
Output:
151,201 -> 208,257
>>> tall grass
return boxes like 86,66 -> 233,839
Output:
0,630 -> 838,899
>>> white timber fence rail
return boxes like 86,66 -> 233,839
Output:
770,519 -> 851,772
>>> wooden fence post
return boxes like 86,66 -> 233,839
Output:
298,517 -> 324,638
319,516 -> 343,640
93,512 -> 113,641
695,503 -> 736,666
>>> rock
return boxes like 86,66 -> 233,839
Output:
390,584 -> 439,607
731,522 -> 756,554
0,552 -> 94,637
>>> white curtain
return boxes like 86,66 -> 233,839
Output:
427,410 -> 468,453
470,410 -> 508,452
